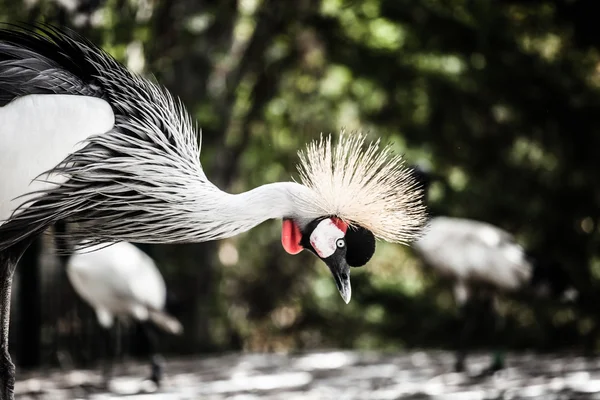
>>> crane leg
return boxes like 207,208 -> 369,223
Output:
454,299 -> 477,372
486,296 -> 506,373
0,239 -> 34,400
101,327 -> 115,389
140,322 -> 163,386
466,294 -> 504,378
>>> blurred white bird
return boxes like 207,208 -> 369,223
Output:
66,241 -> 182,387
410,165 -> 577,375
414,216 -> 533,296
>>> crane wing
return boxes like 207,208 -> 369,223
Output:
0,94 -> 115,224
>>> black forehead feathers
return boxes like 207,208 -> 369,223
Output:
345,225 -> 376,267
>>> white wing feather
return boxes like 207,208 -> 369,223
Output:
413,216 -> 532,291
0,94 -> 115,223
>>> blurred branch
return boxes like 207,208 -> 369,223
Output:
219,0 -> 289,110
212,0 -> 320,187
222,50 -> 299,188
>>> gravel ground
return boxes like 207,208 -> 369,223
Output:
13,350 -> 600,399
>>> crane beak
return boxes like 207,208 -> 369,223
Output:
326,258 -> 352,304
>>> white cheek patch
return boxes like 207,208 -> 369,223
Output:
310,219 -> 344,258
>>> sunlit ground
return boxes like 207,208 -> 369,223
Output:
14,350 -> 600,399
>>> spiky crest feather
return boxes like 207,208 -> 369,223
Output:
296,130 -> 427,244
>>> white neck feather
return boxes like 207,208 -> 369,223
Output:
190,181 -> 318,241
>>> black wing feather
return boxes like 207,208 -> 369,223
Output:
0,23 -> 108,105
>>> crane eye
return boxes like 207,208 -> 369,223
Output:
336,238 -> 345,248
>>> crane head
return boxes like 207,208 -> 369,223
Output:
281,216 -> 376,303
278,130 -> 428,303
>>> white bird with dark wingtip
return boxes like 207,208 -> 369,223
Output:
0,24 -> 427,398
410,164 -> 577,375
67,241 -> 182,387
413,215 -> 531,375
414,216 -> 533,295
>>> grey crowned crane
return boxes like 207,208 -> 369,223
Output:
0,24 -> 427,398
66,241 -> 182,388
410,165 -> 575,375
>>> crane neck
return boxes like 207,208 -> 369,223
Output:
193,181 -> 317,241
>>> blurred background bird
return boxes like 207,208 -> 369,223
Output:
65,241 -> 182,389
410,164 -> 578,375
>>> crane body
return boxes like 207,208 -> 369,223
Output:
67,242 -> 181,333
413,215 -> 532,373
0,24 -> 427,399
66,242 -> 181,387
410,165 -> 575,375
414,216 -> 532,293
